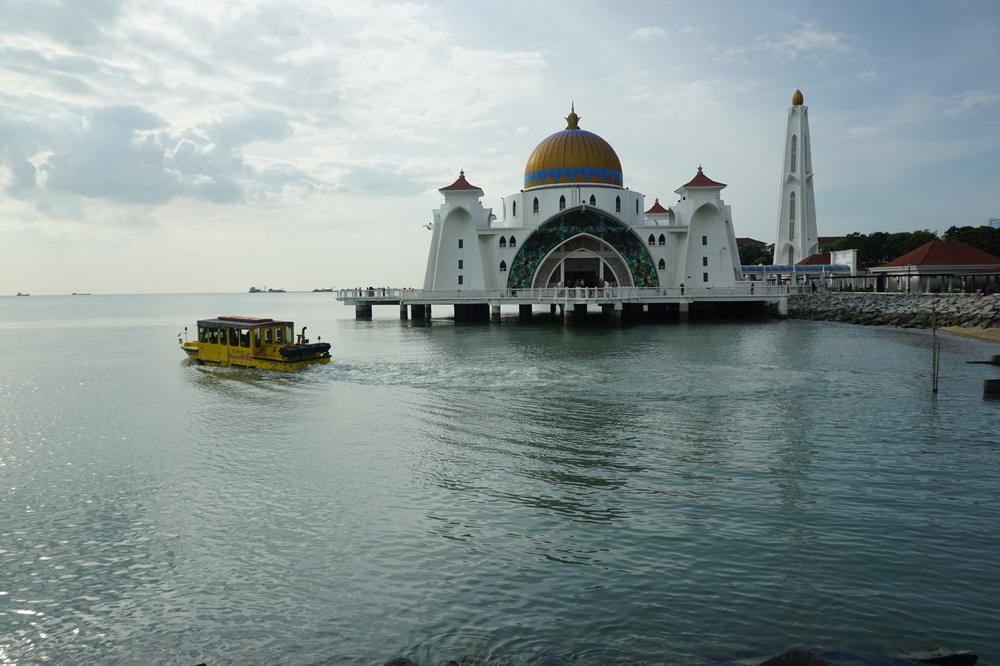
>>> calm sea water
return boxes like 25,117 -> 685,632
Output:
1,293 -> 998,666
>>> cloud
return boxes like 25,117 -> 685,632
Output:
630,26 -> 666,42
0,0 -> 122,46
0,104 -> 322,208
760,23 -> 850,55
333,163 -> 433,197
943,88 -> 1000,117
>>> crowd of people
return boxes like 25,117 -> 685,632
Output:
557,278 -> 616,289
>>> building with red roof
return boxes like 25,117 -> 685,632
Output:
871,239 -> 1000,272
868,239 -> 1000,292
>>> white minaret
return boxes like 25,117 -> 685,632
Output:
773,88 -> 818,265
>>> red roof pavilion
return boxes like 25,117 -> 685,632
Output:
879,240 -> 1000,268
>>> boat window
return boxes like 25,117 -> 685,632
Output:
198,327 -> 206,342
240,329 -> 250,347
228,328 -> 239,346
208,328 -> 218,344
254,329 -> 261,347
285,326 -> 293,343
275,327 -> 283,343
265,328 -> 273,344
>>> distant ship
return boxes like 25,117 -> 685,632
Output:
16,292 -> 29,296
72,292 -> 92,296
248,286 -> 287,293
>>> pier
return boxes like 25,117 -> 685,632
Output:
336,285 -> 800,321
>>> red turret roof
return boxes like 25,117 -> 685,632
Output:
681,166 -> 726,189
880,240 -> 1000,268
645,198 -> 670,215
439,170 -> 482,192
796,252 -> 831,265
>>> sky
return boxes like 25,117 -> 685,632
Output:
1,0 -> 999,294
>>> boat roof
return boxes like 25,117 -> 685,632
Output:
197,316 -> 293,328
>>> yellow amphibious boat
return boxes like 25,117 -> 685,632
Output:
180,316 -> 331,371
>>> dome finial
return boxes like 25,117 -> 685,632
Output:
565,102 -> 580,130
792,88 -> 804,106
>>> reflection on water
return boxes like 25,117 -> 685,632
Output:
1,294 -> 999,665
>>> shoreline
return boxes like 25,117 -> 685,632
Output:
940,326 -> 1000,345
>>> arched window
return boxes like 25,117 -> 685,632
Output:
499,236 -> 507,248
658,258 -> 666,270
789,192 -> 796,240
615,196 -> 621,213
532,197 -> 539,214
648,234 -> 655,245
512,201 -> 517,217
509,236 -> 516,248
658,234 -> 666,246
589,194 -> 596,206
499,260 -> 507,272
559,195 -> 566,211
790,135 -> 797,172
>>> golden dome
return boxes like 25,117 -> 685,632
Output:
792,89 -> 804,106
523,105 -> 623,189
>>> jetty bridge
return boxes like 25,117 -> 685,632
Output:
335,285 -> 805,321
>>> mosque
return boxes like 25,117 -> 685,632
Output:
421,91 -> 819,296
340,90 -> 824,319
423,104 -> 743,293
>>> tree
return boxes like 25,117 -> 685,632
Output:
739,244 -> 773,265
943,225 -> 1000,257
825,229 -> 939,267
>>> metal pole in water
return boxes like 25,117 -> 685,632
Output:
932,330 -> 941,396
931,302 -> 940,396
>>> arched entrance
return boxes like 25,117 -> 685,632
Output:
506,207 -> 659,288
530,234 -> 630,287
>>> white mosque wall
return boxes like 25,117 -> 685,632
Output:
499,185 -> 645,230
423,194 -> 492,290
427,177 -> 744,292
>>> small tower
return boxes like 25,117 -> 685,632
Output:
773,88 -> 818,265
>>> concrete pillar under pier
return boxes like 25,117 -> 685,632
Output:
678,302 -> 689,321
621,303 -> 643,321
410,304 -> 426,320
425,305 -> 432,320
647,303 -> 669,321
400,304 -> 408,320
491,305 -> 501,322
519,304 -> 533,321
355,302 -> 372,319
601,303 -> 622,324
777,297 -> 788,318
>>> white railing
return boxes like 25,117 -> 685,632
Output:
336,284 -> 806,302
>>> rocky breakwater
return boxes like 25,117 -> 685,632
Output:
788,293 -> 1000,329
